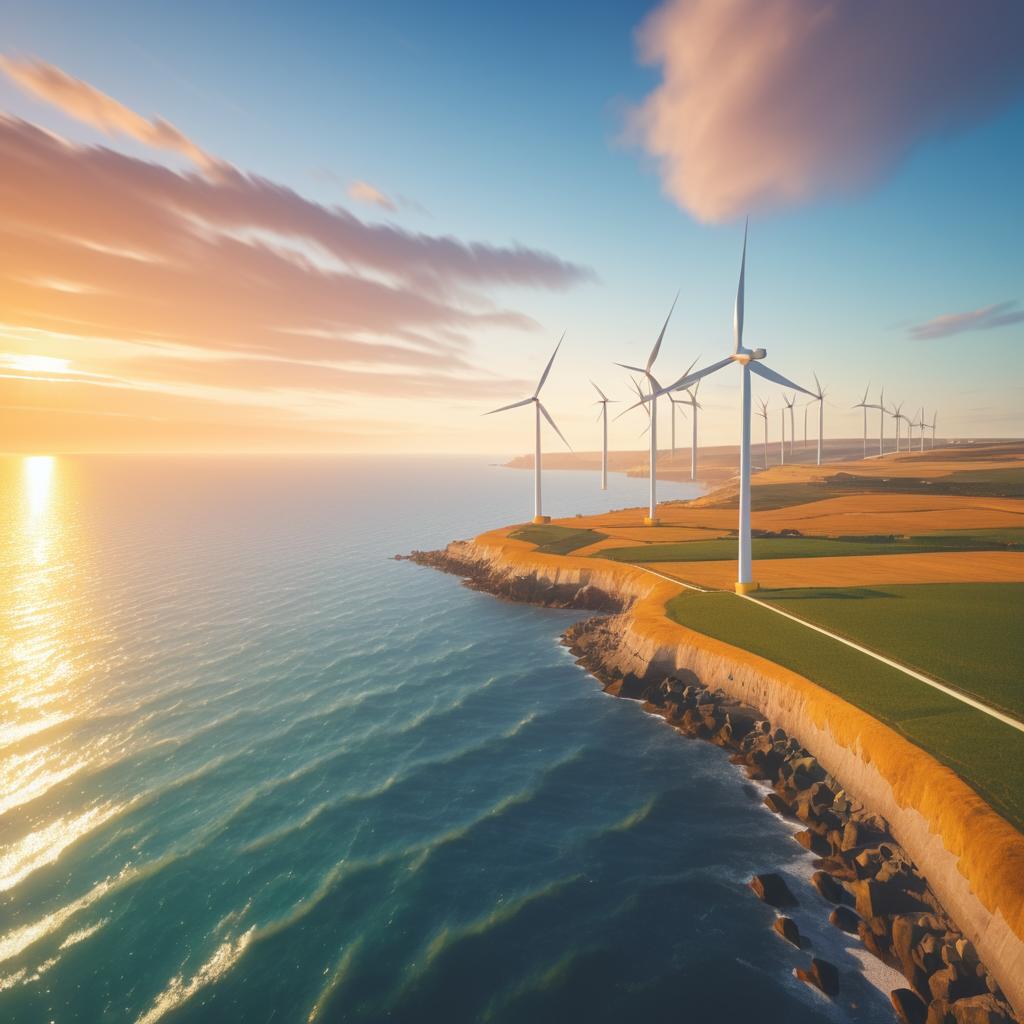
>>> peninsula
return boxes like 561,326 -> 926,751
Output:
411,440 -> 1024,1024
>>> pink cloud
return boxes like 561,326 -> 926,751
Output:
348,179 -> 398,212
631,0 -> 1024,222
909,301 -> 1024,340
0,54 -> 224,174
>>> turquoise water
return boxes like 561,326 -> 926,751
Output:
0,456 -> 900,1022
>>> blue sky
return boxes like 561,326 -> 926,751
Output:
1,0 -> 1022,452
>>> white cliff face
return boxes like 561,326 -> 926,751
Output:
427,535 -> 1024,1017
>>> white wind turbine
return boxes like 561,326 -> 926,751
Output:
678,381 -> 703,481
591,381 -> 616,490
889,400 -> 905,453
784,393 -> 797,458
779,404 -> 786,465
615,295 -> 679,525
929,410 -> 938,448
811,373 -> 827,466
853,383 -> 871,459
648,222 -> 812,592
756,396 -> 770,471
485,334 -> 571,523
873,387 -> 886,455
913,408 -> 927,452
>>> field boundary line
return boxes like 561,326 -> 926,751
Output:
737,593 -> 1024,734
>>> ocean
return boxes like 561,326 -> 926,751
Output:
0,455 -> 901,1023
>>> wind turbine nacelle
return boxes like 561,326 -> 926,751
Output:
751,348 -> 766,360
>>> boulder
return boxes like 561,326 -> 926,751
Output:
773,916 -> 801,947
947,994 -> 1016,1024
794,829 -> 831,857
849,878 -> 926,920
795,957 -> 840,998
750,873 -> 798,908
763,792 -> 793,816
811,870 -> 845,904
928,963 -> 987,1004
858,916 -> 897,968
890,988 -> 928,1024
829,906 -> 860,933
611,672 -> 648,700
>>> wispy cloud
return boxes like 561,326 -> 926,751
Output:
0,54 -> 224,173
630,0 -> 1024,222
348,179 -> 398,212
0,61 -> 593,451
909,301 -> 1024,340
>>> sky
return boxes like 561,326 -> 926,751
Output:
1,0 -> 1023,455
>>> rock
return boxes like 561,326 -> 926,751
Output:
750,873 -> 798,908
753,719 -> 771,735
927,1000 -> 954,1024
928,963 -> 987,1004
811,870 -> 845,904
763,793 -> 793,816
912,933 -> 945,976
794,829 -> 831,857
947,993 -> 1016,1023
890,988 -> 928,1024
829,905 -> 860,933
849,878 -> 926,919
773,916 -> 801,947
573,584 -> 611,609
609,672 -> 647,700
794,957 -> 840,998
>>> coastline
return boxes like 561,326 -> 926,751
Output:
405,529 -> 1024,1022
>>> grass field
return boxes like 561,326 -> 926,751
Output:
596,533 -> 1018,564
665,590 -> 1024,829
509,524 -> 607,554
757,583 -> 1024,720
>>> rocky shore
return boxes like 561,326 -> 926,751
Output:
406,543 -> 1021,1024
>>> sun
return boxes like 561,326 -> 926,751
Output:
7,354 -> 72,374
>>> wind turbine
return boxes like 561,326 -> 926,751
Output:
853,383 -> 871,459
811,373 -> 827,466
647,221 -> 812,593
678,382 -> 703,481
914,408 -> 927,452
485,334 -> 570,523
890,400 -> 904,453
779,405 -> 786,465
929,410 -> 938,448
784,393 -> 797,458
615,295 -> 678,525
591,381 -> 616,490
803,402 -> 809,449
756,396 -> 769,471
875,387 -> 886,455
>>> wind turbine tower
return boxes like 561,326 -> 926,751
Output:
648,221 -> 811,594
591,381 -> 616,490
853,384 -> 871,459
812,373 -> 827,466
756,397 -> 769,471
485,334 -> 571,523
615,296 -> 678,526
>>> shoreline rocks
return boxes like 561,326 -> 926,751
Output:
406,544 -> 1021,1024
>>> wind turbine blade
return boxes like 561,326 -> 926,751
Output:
484,396 -> 533,416
533,331 -> 565,397
615,362 -> 648,375
813,371 -> 822,398
590,380 -> 609,402
646,291 -> 679,371
613,399 -> 646,422
749,361 -> 814,397
659,356 -> 732,397
734,217 -> 748,352
538,401 -> 572,451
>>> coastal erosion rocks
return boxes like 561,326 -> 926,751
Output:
406,545 -> 1020,1024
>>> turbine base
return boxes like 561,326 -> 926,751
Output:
734,581 -> 760,595
532,515 -> 551,525
643,516 -> 661,527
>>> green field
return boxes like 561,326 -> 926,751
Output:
758,583 -> 1024,720
665,589 -> 1024,830
509,524 -> 607,554
597,533 -> 1017,564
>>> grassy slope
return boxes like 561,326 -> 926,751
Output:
508,524 -> 607,555
758,583 -> 1024,720
665,590 -> 1024,830
598,534 -> 1019,564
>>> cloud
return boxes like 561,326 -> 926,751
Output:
631,0 -> 1024,222
908,301 -> 1024,340
348,179 -> 398,212
0,54 -> 224,173
0,109 -> 592,450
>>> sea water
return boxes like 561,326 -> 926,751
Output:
0,456 -> 902,1022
